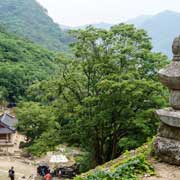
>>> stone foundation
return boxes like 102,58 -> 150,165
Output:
154,136 -> 180,165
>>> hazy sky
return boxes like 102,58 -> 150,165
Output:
36,0 -> 180,26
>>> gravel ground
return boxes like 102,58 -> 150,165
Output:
0,156 -> 72,180
0,156 -> 36,179
142,160 -> 180,180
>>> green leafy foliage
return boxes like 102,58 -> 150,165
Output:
0,0 -> 71,51
61,24 -> 168,164
75,155 -> 154,180
0,27 -> 60,102
75,140 -> 155,180
75,152 -> 96,173
17,24 -> 168,164
16,102 -> 60,156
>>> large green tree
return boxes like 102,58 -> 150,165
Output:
17,24 -> 168,165
59,24 -> 168,164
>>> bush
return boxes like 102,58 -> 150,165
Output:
75,140 -> 155,180
75,152 -> 96,173
75,155 -> 154,180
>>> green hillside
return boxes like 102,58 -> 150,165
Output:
75,141 -> 154,180
0,26 -> 59,102
0,0 -> 70,51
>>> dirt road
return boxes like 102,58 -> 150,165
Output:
0,156 -> 36,179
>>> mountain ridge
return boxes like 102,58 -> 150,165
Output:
60,10 -> 180,57
0,0 -> 71,52
137,10 -> 180,57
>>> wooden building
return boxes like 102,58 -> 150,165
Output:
0,113 -> 22,154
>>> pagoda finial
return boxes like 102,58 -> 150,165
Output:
172,36 -> 180,61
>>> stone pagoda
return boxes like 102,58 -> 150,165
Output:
154,36 -> 180,165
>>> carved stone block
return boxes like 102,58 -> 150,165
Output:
154,136 -> 180,165
158,122 -> 180,141
156,108 -> 180,127
170,90 -> 180,109
159,61 -> 180,90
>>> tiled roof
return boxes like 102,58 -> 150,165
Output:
0,113 -> 18,131
0,127 -> 13,134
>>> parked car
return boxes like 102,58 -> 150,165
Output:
52,164 -> 79,179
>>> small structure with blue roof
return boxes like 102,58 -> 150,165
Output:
0,113 -> 22,154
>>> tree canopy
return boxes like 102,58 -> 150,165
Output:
16,24 -> 168,167
0,26 -> 61,102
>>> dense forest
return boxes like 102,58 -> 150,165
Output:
0,26 -> 62,102
0,0 -> 71,51
14,24 -> 169,172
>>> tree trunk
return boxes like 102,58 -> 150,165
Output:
111,131 -> 118,159
94,128 -> 103,165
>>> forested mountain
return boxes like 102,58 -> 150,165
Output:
137,10 -> 180,57
0,26 -> 59,102
0,0 -> 71,51
65,10 -> 180,57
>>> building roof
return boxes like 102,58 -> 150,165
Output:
0,127 -> 13,134
0,113 -> 18,131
